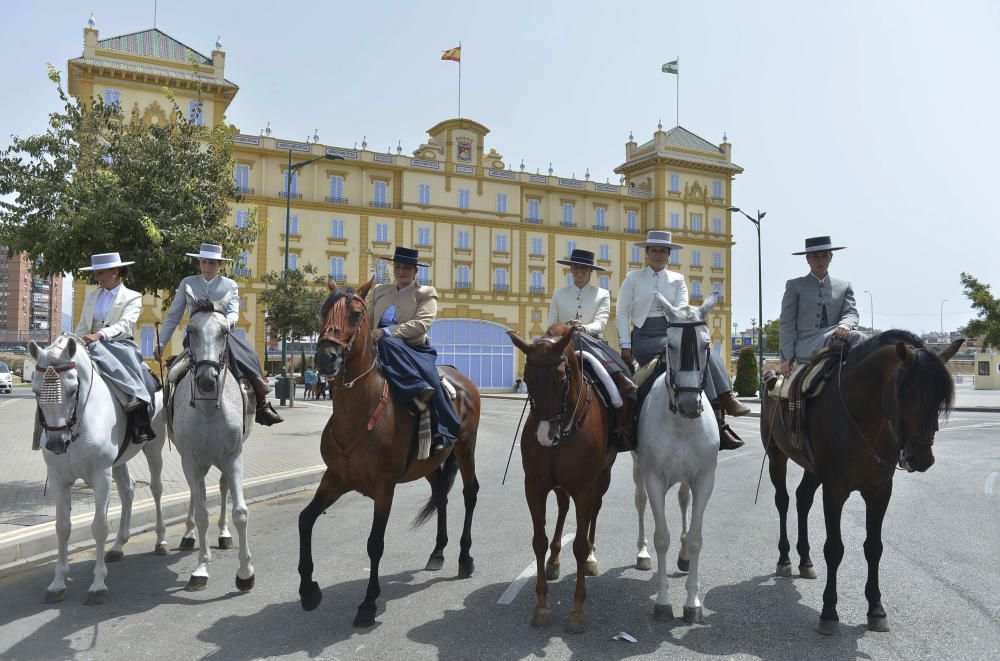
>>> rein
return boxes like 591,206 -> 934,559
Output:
187,309 -> 231,409
38,355 -> 95,448
526,335 -> 593,445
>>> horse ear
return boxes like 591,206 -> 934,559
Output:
700,290 -> 721,318
657,293 -> 683,319
28,341 -> 40,359
327,277 -> 338,292
552,327 -> 574,354
357,277 -> 375,300
937,338 -> 965,363
895,341 -> 916,364
507,330 -> 533,355
184,284 -> 197,304
65,337 -> 78,359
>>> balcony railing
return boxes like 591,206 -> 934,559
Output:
417,279 -> 432,286
236,186 -> 255,195
523,217 -> 543,224
325,196 -> 349,204
561,222 -> 577,228
455,282 -> 471,290
494,284 -> 509,292
624,227 -> 642,234
369,201 -> 393,209
374,274 -> 390,284
233,266 -> 252,277
530,286 -> 545,294
278,191 -> 302,200
592,224 -> 609,232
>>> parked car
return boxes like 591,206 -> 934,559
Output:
0,361 -> 12,394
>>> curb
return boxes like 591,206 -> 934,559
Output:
0,465 -> 325,577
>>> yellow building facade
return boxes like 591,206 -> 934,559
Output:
68,25 -> 743,390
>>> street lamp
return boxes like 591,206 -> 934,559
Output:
280,150 -> 344,405
940,299 -> 948,334
728,206 -> 766,391
863,290 -> 874,331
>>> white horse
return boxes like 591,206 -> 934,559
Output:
637,292 -> 721,623
631,457 -> 691,573
169,290 -> 254,592
29,334 -> 167,604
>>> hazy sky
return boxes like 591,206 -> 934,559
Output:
3,0 -> 997,334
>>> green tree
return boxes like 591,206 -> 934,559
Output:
960,272 -> 1000,348
733,347 -> 760,396
0,66 -> 258,298
258,264 -> 329,346
762,318 -> 780,354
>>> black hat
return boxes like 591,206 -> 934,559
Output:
792,236 -> 847,255
555,249 -> 607,272
382,246 -> 429,267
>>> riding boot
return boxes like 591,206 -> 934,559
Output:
129,406 -> 155,444
714,402 -> 744,451
611,370 -> 638,395
248,375 -> 284,426
719,390 -> 751,417
614,394 -> 636,451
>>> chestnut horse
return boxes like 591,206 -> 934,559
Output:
298,281 -> 481,627
761,330 -> 963,635
508,325 -> 617,634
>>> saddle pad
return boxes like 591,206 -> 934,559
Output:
769,359 -> 833,401
578,351 -> 623,409
633,356 -> 661,390
439,374 -> 457,401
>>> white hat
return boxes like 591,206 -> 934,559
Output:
185,243 -> 232,261
79,252 -> 135,271
633,230 -> 684,251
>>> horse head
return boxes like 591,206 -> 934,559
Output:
316,278 -> 372,381
892,336 -> 962,472
508,324 -> 577,446
29,335 -> 87,454
186,286 -> 232,394
660,291 -> 719,419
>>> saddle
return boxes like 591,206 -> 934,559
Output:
626,356 -> 667,449
764,348 -> 842,451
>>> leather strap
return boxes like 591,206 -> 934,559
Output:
338,379 -> 389,458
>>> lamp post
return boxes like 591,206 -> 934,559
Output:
863,290 -> 874,331
279,150 -> 344,405
728,206 -> 766,390
940,299 -> 947,335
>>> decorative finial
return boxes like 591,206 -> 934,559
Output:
519,158 -> 525,171
628,131 -> 634,142
353,142 -> 357,149
215,35 -> 222,50
396,140 -> 402,154
87,13 -> 96,28
387,146 -> 391,154
606,177 -> 609,184
361,135 -> 367,149
536,168 -> 540,174
548,162 -> 553,176
313,129 -> 319,144
264,121 -> 271,137
584,168 -> 590,181
658,119 -> 663,130
723,131 -> 728,142
619,175 -> 625,184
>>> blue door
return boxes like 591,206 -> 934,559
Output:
430,319 -> 515,390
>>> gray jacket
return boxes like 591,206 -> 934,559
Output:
159,274 -> 240,348
779,273 -> 859,363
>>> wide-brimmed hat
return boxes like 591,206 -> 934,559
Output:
556,249 -> 607,271
633,230 -> 683,251
380,246 -> 429,268
185,243 -> 232,261
792,236 -> 847,255
79,252 -> 135,271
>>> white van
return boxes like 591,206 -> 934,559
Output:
0,361 -> 12,394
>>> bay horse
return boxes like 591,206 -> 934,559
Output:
761,330 -> 963,635
507,324 -> 617,634
299,281 -> 481,628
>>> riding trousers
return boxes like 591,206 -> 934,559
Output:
87,338 -> 156,416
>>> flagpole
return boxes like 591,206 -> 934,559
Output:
458,41 -> 462,118
675,56 -> 679,127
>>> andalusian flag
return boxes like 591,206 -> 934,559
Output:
441,46 -> 461,62
662,59 -> 678,75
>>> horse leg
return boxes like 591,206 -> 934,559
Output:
795,471 -> 821,578
862,482 -> 892,632
818,484 -> 850,635
217,472 -> 233,550
526,483 -> 553,627
222,457 -> 254,591
546,488 -> 569,581
180,497 -> 196,550
768,447 -> 793,577
566,487 -> 596,634
298,470 -> 346,612
455,435 -> 479,578
85,468 -> 113,604
677,481 -> 692,572
632,452 -> 652,571
645,472 -> 674,622
682,470 -> 716,624
143,439 -> 169,556
44,478 -> 72,603
355,484 -> 395,628
585,466 -> 613,577
424,467 -> 449,572
182,456 -> 211,591
105,463 -> 134,563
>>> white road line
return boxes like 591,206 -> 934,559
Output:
941,422 -> 1000,431
498,532 -> 575,605
289,401 -> 333,410
717,449 -> 755,463
986,472 -> 1000,495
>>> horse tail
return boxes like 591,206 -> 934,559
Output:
412,450 -> 458,527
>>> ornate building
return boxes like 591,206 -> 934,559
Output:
68,23 -> 742,389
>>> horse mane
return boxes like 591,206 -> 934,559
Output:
190,298 -> 217,314
321,286 -> 356,321
846,329 -> 924,366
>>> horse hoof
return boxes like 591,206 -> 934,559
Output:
653,604 -> 674,622
300,581 -> 322,611
425,555 -> 444,572
458,557 -> 474,579
85,590 -> 108,605
178,537 -> 196,550
636,556 -> 652,571
218,536 -> 234,550
154,543 -> 169,556
565,612 -> 586,634
104,549 -> 124,563
235,574 -> 255,592
867,615 -> 890,632
185,576 -> 208,592
531,608 -> 552,628
799,564 -> 817,579
683,606 -> 704,624
585,559 -> 599,576
775,563 -> 793,577
545,562 -> 560,581
353,605 -> 377,628
677,556 -> 690,573
44,589 -> 65,604
818,618 -> 840,636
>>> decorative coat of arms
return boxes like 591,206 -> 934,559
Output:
457,138 -> 472,163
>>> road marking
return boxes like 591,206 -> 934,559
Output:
986,472 -> 1000,495
941,422 -> 1000,431
287,401 -> 333,410
498,532 -> 575,605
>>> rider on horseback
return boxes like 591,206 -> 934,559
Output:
369,247 -> 460,456
547,248 -> 637,450
153,243 -> 283,426
76,252 -> 156,443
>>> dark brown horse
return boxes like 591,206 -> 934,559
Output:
761,330 -> 963,635
298,281 -> 481,627
508,325 -> 617,633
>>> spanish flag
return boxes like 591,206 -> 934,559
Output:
441,46 -> 461,62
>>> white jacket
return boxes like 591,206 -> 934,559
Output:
615,267 -> 688,347
76,285 -> 143,341
546,284 -> 611,335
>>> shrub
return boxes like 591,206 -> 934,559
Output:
733,347 -> 759,397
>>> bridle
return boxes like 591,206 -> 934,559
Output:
320,293 -> 378,389
37,356 -> 94,448
663,319 -> 711,415
525,336 -> 592,445
187,307 -> 231,408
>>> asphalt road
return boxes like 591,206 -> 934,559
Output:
0,400 -> 997,660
